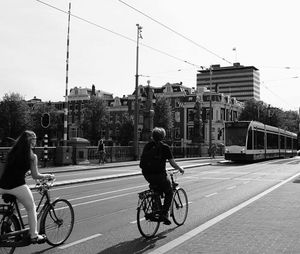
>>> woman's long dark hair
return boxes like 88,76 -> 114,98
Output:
5,130 -> 35,172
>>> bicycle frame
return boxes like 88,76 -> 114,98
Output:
0,183 -> 54,242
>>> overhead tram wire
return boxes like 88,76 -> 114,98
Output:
260,81 -> 296,110
36,0 -> 203,69
118,0 -> 232,65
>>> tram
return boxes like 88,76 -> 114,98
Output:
224,121 -> 297,161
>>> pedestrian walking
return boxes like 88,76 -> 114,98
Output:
98,139 -> 106,164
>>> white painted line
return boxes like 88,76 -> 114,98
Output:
58,234 -> 102,249
205,192 -> 218,198
226,186 -> 236,190
72,191 -> 137,208
68,184 -> 146,202
148,171 -> 300,254
243,181 -> 250,184
200,177 -> 230,180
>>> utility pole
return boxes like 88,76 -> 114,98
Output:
64,2 -> 71,146
134,24 -> 142,160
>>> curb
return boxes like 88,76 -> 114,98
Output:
30,161 -> 217,189
41,157 -> 224,174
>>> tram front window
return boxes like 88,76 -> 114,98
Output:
225,127 -> 247,146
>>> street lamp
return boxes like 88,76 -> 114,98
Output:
209,66 -> 212,155
134,24 -> 142,160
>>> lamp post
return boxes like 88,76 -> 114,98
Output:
209,66 -> 212,156
134,24 -> 142,160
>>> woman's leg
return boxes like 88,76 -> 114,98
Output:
4,185 -> 38,237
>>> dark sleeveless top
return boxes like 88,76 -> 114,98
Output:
0,154 -> 32,190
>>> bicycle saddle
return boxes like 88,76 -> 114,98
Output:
149,184 -> 160,191
149,185 -> 164,196
2,194 -> 16,203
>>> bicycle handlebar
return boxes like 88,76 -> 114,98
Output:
35,177 -> 56,191
167,169 -> 184,176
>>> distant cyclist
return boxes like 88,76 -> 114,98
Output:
140,127 -> 184,225
0,130 -> 54,243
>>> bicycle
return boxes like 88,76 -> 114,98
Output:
0,178 -> 75,254
137,170 -> 188,238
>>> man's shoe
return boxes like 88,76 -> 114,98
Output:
161,214 -> 171,225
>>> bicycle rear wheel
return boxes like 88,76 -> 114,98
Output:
40,199 -> 74,246
171,188 -> 188,226
137,194 -> 160,238
0,213 -> 20,254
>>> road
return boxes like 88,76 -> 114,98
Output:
13,157 -> 300,254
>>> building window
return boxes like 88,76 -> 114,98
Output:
174,128 -> 180,139
221,108 -> 225,120
187,126 -> 193,140
187,109 -> 194,123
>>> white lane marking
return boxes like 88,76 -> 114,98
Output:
243,181 -> 250,184
58,168 -> 138,177
58,234 -> 102,249
148,171 -> 300,254
226,186 -> 236,190
67,184 -> 147,202
72,191 -> 137,208
205,192 -> 218,198
200,177 -> 230,180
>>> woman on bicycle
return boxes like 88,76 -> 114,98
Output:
0,130 -> 54,243
140,127 -> 184,225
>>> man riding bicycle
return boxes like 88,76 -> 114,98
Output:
140,127 -> 184,225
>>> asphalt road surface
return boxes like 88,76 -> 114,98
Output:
11,157 -> 300,254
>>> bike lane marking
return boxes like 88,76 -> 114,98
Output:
148,171 -> 300,254
58,233 -> 102,249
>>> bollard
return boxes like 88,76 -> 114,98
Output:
43,134 -> 48,167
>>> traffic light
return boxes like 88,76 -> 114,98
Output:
41,113 -> 50,128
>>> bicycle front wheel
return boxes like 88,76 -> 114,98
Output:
137,195 -> 160,238
171,188 -> 188,226
0,213 -> 20,254
40,199 -> 74,246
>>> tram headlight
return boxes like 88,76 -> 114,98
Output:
241,148 -> 245,154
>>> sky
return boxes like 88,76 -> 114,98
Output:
1,0 -> 300,111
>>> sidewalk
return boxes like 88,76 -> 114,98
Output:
156,174 -> 300,254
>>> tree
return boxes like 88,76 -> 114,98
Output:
278,110 -> 299,133
239,99 -> 281,126
0,93 -> 32,140
239,99 -> 298,133
153,96 -> 173,131
81,96 -> 107,144
118,117 -> 134,146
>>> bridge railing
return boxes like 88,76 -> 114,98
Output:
0,144 -> 213,168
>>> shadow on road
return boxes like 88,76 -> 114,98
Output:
97,227 -> 178,254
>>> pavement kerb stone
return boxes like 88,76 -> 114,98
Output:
41,156 -> 224,174
31,160 -> 222,189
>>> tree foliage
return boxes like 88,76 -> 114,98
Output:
153,96 -> 173,130
118,116 -> 134,146
239,99 -> 299,133
0,93 -> 32,140
81,96 -> 107,144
